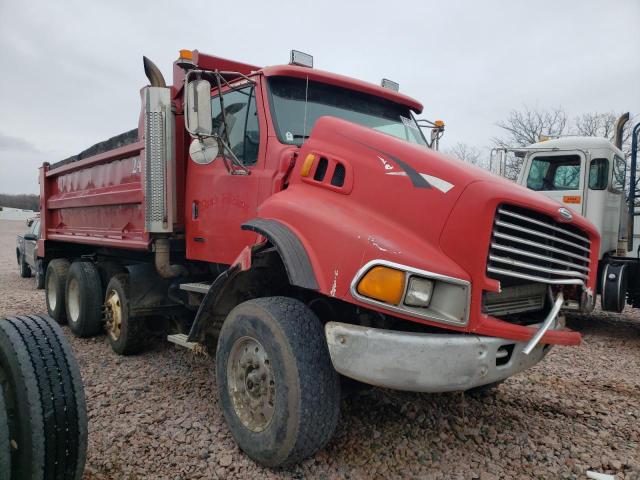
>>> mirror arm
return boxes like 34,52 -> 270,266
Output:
218,137 -> 251,176
213,71 -> 232,147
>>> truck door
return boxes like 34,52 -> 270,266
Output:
185,82 -> 268,265
523,151 -> 586,215
25,219 -> 39,265
584,155 -> 623,255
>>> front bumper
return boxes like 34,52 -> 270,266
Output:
325,321 -> 553,393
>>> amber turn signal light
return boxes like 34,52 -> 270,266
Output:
357,266 -> 405,305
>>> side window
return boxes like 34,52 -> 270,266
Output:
588,158 -> 608,190
612,155 -> 626,192
526,155 -> 581,191
527,158 -> 550,190
211,86 -> 260,166
30,220 -> 40,236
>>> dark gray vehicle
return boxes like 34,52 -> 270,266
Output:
15,218 -> 44,289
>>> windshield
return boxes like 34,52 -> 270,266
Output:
267,76 -> 427,147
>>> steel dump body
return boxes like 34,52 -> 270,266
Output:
40,140 -> 150,251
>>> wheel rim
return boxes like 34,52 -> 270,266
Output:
47,272 -> 57,310
105,289 -> 122,341
226,336 -> 276,432
67,278 -> 81,323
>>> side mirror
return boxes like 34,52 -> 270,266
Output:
24,233 -> 37,241
189,137 -> 219,165
185,80 -> 213,136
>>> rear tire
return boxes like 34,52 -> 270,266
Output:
35,259 -> 45,290
65,262 -> 103,337
216,297 -> 340,467
104,274 -> 144,355
0,314 -> 87,480
19,254 -> 31,278
45,259 -> 70,324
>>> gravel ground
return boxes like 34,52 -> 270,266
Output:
0,219 -> 638,480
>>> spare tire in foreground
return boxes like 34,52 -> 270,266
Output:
0,314 -> 87,480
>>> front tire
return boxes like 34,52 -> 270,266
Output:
45,259 -> 70,324
216,297 -> 340,467
65,262 -> 103,337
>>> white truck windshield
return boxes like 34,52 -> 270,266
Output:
267,76 -> 427,147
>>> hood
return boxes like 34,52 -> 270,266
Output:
295,116 -> 553,245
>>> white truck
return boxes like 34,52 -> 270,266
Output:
493,114 -> 640,313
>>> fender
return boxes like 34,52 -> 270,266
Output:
187,238 -> 308,344
241,218 -> 319,290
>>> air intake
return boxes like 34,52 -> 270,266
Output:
144,87 -> 175,233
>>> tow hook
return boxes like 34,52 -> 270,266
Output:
522,292 -> 564,355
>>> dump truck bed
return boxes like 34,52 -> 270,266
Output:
39,129 -> 152,251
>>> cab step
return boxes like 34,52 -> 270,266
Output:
167,333 -> 196,350
179,282 -> 211,294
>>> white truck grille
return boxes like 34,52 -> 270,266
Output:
487,205 -> 591,286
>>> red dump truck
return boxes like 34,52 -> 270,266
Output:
38,49 -> 600,466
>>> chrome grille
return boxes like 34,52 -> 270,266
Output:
487,205 -> 591,286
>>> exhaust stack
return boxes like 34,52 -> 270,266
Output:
143,56 -> 167,88
614,112 -> 630,150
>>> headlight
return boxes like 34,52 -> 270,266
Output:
351,260 -> 470,326
404,276 -> 434,307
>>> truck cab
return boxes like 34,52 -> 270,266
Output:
497,124 -> 640,314
516,137 -> 627,257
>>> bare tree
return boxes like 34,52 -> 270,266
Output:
0,193 -> 40,211
492,107 -> 637,181
573,111 -> 633,156
573,111 -> 617,138
445,142 -> 488,169
493,105 -> 568,148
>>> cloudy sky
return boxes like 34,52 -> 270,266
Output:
0,0 -> 638,194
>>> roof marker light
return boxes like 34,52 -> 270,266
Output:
179,49 -> 193,60
381,78 -> 399,92
177,49 -> 195,70
290,50 -> 313,68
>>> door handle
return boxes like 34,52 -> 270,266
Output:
192,201 -> 199,219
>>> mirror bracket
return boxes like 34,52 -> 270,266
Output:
184,69 -> 251,176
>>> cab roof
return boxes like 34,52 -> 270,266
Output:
181,50 -> 424,114
527,136 -> 625,157
259,65 -> 423,114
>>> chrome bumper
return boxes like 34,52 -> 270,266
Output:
325,322 -> 553,393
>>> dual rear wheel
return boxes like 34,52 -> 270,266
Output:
44,260 -> 144,355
